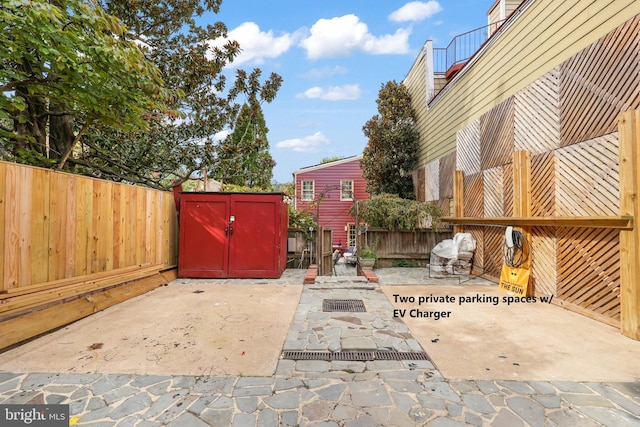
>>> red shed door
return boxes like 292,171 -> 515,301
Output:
228,195 -> 280,278
179,198 -> 229,277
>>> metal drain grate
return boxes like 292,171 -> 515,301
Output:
374,351 -> 430,361
283,351 -> 373,361
322,299 -> 366,312
282,350 -> 429,361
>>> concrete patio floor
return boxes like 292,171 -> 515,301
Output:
0,268 -> 637,383
0,268 -> 639,426
0,279 -> 303,377
382,284 -> 640,382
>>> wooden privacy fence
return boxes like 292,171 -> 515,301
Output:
444,110 -> 639,340
422,17 -> 640,339
0,161 -> 179,349
359,228 -> 452,268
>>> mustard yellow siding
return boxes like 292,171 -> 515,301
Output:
405,0 -> 640,167
505,0 -> 522,18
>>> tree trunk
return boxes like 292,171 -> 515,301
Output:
13,85 -> 47,158
49,110 -> 75,166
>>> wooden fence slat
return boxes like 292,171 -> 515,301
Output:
557,227 -> 621,321
65,175 -> 77,277
74,177 -> 93,276
463,172 -> 484,218
555,133 -> 620,216
135,186 -> 145,265
31,169 -> 50,285
456,118 -> 481,176
417,165 -> 426,202
515,66 -> 561,154
481,97 -> 515,170
483,167 -> 503,218
439,151 -> 456,200
531,152 -> 556,216
48,173 -> 68,281
503,163 -> 513,218
0,163 -> 5,291
18,165 -> 32,287
618,110 -> 640,339
531,226 -> 557,296
425,160 -> 439,202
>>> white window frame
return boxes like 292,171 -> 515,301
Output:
301,180 -> 314,201
340,180 -> 354,201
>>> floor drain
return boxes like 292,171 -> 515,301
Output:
323,299 -> 366,312
282,350 -> 429,361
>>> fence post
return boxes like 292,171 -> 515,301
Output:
453,170 -> 464,234
513,150 -> 533,295
619,110 -> 640,340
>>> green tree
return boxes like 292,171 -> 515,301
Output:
215,99 -> 275,189
0,0 -> 172,168
361,80 -> 418,199
78,0 -> 282,189
1,0 -> 283,190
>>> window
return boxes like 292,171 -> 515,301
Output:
341,180 -> 354,201
301,180 -> 314,201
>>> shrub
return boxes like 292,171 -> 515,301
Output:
350,193 -> 441,231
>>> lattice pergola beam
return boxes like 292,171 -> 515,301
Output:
441,216 -> 633,229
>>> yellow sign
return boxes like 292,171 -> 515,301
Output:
499,265 -> 530,296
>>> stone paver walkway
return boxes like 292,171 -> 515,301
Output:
1,268 -> 639,426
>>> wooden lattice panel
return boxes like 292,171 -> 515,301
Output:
416,166 -> 426,202
531,152 -> 556,217
483,167 -> 503,217
514,67 -> 561,154
480,97 -> 515,170
560,16 -> 640,147
502,163 -> 513,218
437,199 -> 450,217
456,118 -> 481,176
425,160 -> 440,202
555,133 -> 619,216
463,172 -> 484,218
557,227 -> 620,322
483,227 -> 503,278
466,225 -> 484,273
439,151 -> 456,200
530,226 -> 557,296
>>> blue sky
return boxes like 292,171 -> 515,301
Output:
208,1 -> 493,183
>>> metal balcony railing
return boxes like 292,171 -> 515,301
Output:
433,19 -> 506,75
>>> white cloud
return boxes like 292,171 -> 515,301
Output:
389,1 -> 443,23
296,84 -> 362,101
299,14 -> 410,59
276,132 -> 331,152
208,22 -> 294,66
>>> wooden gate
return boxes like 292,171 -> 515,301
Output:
317,227 -> 333,276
